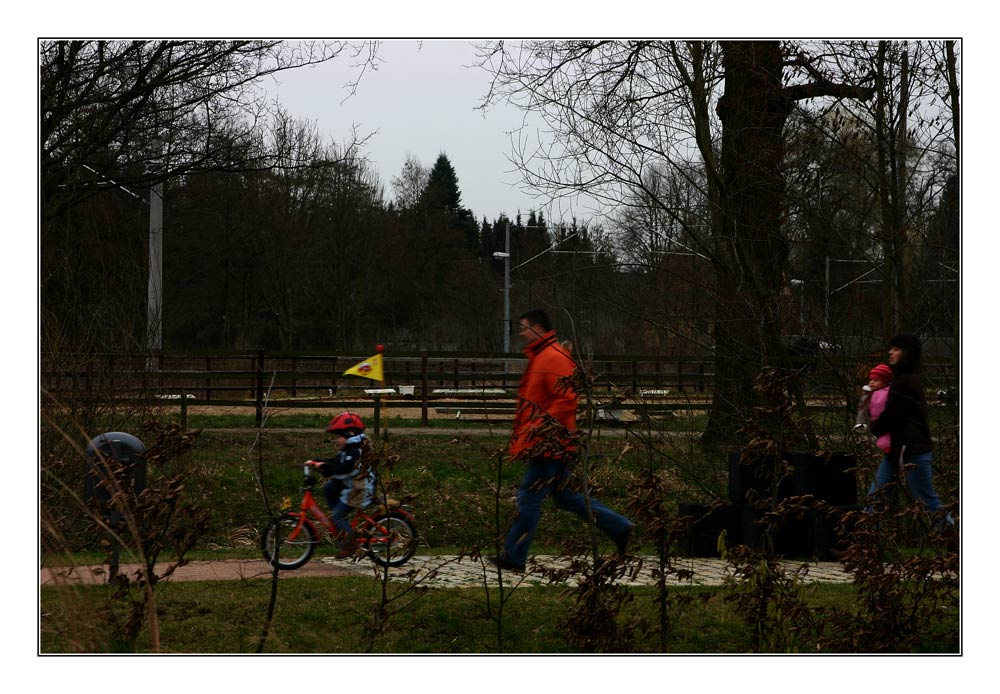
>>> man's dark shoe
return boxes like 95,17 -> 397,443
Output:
932,523 -> 959,554
487,554 -> 525,573
615,524 -> 634,558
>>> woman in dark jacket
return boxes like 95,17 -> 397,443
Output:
867,333 -> 955,529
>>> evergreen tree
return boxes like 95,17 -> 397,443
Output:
420,153 -> 463,213
419,152 -> 480,251
479,216 -> 494,260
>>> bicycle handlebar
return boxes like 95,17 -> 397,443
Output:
299,461 -> 325,486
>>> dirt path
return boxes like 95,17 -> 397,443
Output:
40,558 -> 356,586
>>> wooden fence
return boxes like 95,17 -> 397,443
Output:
41,349 -> 957,429
42,350 -> 716,426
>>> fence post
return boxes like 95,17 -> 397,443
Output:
156,352 -> 164,399
255,349 -> 264,428
331,356 -> 338,400
421,350 -> 429,426
205,355 -> 212,401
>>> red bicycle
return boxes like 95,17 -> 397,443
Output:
261,463 -> 418,570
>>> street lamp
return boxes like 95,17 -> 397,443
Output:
492,220 -> 583,370
492,220 -> 512,358
493,251 -> 511,354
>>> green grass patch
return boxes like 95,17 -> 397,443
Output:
39,577 -> 958,654
41,412 -> 960,655
165,410 -> 712,432
161,406 -> 880,436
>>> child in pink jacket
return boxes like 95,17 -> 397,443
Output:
854,364 -> 893,453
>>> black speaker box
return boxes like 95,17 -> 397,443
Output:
740,503 -> 863,560
727,452 -> 803,503
728,452 -> 857,506
798,452 -> 858,506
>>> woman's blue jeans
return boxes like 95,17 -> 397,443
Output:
866,450 -> 954,527
503,457 -> 633,566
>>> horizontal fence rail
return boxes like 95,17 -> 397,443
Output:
42,349 -> 958,428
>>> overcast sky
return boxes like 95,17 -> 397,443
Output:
263,40 -> 590,226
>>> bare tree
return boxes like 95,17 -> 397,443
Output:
390,154 -> 430,211
40,39 -> 378,222
477,40 -> 878,446
824,40 -> 958,333
40,40 -> 384,354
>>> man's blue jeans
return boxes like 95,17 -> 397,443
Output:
866,450 -> 954,527
503,457 -> 633,566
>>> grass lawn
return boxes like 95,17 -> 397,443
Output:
39,575 -> 959,654
40,412 -> 960,654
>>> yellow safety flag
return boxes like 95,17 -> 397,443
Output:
343,353 -> 384,382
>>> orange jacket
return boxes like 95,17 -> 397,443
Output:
509,330 -> 577,459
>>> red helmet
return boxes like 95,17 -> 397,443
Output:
326,412 -> 366,435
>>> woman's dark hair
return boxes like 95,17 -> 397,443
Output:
520,308 -> 552,332
889,332 -> 923,371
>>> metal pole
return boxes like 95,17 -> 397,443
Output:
790,278 -> 805,331
503,220 -> 511,358
420,350 -> 429,426
255,349 -> 264,428
147,180 -> 163,354
824,256 -> 830,335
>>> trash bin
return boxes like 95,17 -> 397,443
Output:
83,432 -> 146,580
84,432 -> 147,506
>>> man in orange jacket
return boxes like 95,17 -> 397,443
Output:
489,309 -> 634,572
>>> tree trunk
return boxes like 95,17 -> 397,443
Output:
875,41 -> 915,333
945,41 -> 960,167
702,41 -> 796,448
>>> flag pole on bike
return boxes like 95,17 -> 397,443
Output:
343,345 -> 389,436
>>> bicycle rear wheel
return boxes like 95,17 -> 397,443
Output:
365,511 -> 417,568
261,513 -> 318,570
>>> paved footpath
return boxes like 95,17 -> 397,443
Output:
330,555 -> 853,588
41,554 -> 851,588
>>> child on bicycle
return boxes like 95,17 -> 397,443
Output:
307,412 -> 376,558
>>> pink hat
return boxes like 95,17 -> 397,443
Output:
869,364 -> 893,382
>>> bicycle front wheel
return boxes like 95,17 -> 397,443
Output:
261,513 -> 318,570
365,511 -> 418,568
